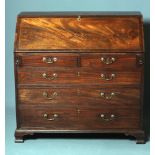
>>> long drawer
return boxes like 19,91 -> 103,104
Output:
17,68 -> 141,85
15,53 -> 143,71
18,106 -> 140,130
18,87 -> 140,107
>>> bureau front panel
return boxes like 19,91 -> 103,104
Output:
17,68 -> 141,85
18,88 -> 140,107
15,53 -> 78,67
81,53 -> 143,70
77,108 -> 140,129
15,53 -> 144,71
19,106 -> 78,129
16,16 -> 142,51
18,106 -> 140,129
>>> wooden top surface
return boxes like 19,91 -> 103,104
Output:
18,11 -> 142,17
15,12 -> 144,52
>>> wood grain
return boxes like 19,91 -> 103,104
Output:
18,105 -> 140,129
18,87 -> 140,108
16,17 -> 142,51
17,68 -> 141,85
15,53 -> 144,71
14,12 -> 145,143
81,53 -> 144,70
15,53 -> 78,67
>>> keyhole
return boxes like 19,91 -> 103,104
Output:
77,72 -> 80,77
77,109 -> 80,114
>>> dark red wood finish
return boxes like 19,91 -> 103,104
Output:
18,105 -> 140,130
18,87 -> 140,107
17,68 -> 141,85
14,12 -> 145,143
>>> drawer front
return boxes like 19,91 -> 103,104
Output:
81,54 -> 143,70
78,108 -> 140,129
15,53 -> 144,70
18,88 -> 140,107
19,106 -> 140,129
17,17 -> 142,51
17,68 -> 141,85
18,88 -> 77,107
19,106 -> 78,129
15,53 -> 78,67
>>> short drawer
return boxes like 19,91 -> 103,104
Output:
17,68 -> 141,85
81,53 -> 143,70
18,87 -> 140,107
15,53 -> 78,67
18,106 -> 140,129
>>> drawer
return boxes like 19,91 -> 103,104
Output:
18,87 -> 140,107
75,87 -> 140,107
19,106 -> 78,129
18,106 -> 140,129
17,68 -> 141,85
78,108 -> 140,129
81,53 -> 143,70
15,53 -> 78,67
18,88 -> 77,107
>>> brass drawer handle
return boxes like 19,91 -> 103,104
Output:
42,57 -> 57,64
101,57 -> 115,64
42,73 -> 57,80
101,73 -> 115,81
43,91 -> 58,100
100,114 -> 115,121
100,92 -> 115,100
43,113 -> 58,121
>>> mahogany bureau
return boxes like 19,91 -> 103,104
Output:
14,12 -> 145,143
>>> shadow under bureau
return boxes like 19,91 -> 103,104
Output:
14,12 -> 145,143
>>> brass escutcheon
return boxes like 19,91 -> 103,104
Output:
77,72 -> 80,77
77,15 -> 81,21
